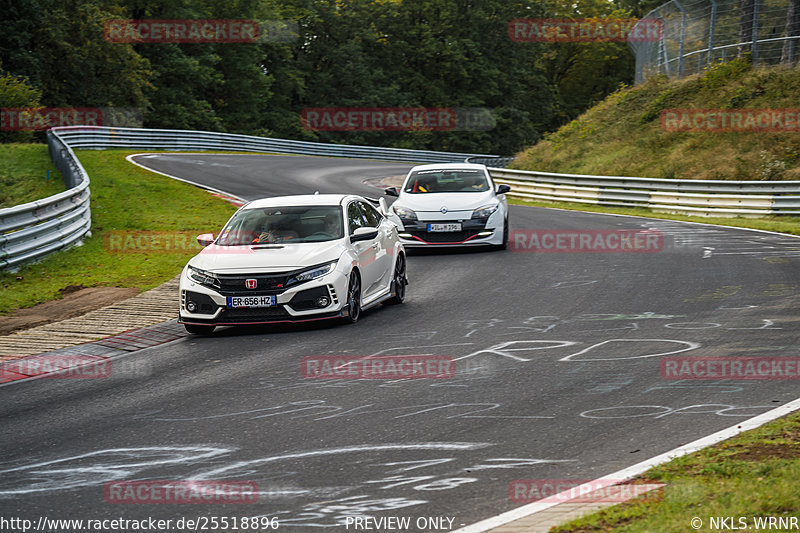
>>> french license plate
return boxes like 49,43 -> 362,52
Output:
427,223 -> 461,232
227,295 -> 276,308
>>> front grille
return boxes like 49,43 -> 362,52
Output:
216,271 -> 303,296
217,306 -> 292,322
405,229 -> 490,243
401,218 -> 489,244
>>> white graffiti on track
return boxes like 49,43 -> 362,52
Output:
453,313 -> 781,338
5,442 -> 557,501
551,280 -> 598,289
643,380 -> 748,394
148,399 -> 554,423
249,452 -> 574,528
664,319 -> 780,330
580,404 -> 774,419
265,495 -> 429,528
0,446 -> 231,497
560,339 -> 700,361
453,340 -> 578,362
450,339 -> 699,363
579,312 -> 686,321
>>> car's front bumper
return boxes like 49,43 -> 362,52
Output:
395,217 -> 501,246
178,266 -> 351,326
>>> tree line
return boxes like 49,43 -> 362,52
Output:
1,0 -> 663,154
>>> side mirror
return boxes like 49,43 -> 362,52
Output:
378,197 -> 389,216
351,227 -> 379,242
385,187 -> 399,197
496,184 -> 511,194
196,233 -> 215,247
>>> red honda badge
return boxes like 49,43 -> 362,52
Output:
245,279 -> 257,289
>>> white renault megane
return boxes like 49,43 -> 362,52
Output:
384,163 -> 510,248
178,194 -> 407,334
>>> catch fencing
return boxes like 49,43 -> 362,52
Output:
630,0 -> 800,82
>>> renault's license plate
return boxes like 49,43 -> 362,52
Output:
227,295 -> 276,308
427,223 -> 461,232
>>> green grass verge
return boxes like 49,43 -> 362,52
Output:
513,60 -> 800,181
508,197 -> 800,237
551,410 -> 800,532
0,143 -> 65,208
0,148 -> 238,315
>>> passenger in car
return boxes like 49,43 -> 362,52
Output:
324,213 -> 342,236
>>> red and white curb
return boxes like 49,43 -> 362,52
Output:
0,321 -> 186,385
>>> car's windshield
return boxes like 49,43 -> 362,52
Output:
403,169 -> 490,193
216,205 -> 344,245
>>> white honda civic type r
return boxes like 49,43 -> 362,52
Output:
384,163 -> 510,248
178,194 -> 407,334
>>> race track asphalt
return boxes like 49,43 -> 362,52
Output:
2,153 -> 799,531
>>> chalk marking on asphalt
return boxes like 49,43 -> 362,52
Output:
451,396 -> 800,533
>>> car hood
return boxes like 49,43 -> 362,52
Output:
189,241 -> 343,273
398,191 -> 496,212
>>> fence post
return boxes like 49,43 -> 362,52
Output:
752,0 -> 761,63
657,14 -> 671,77
708,0 -> 718,68
672,0 -> 688,77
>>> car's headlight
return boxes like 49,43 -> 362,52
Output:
471,204 -> 499,219
188,266 -> 220,288
392,205 -> 418,221
288,260 -> 337,285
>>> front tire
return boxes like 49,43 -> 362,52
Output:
343,271 -> 362,324
184,324 -> 216,335
384,254 -> 407,305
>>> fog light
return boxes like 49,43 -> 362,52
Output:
315,296 -> 330,308
186,300 -> 198,312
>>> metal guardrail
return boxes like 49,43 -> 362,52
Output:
466,156 -> 515,168
0,125 -> 498,270
0,130 -> 91,270
490,168 -> 800,215
53,125 -> 499,164
4,125 -> 800,271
